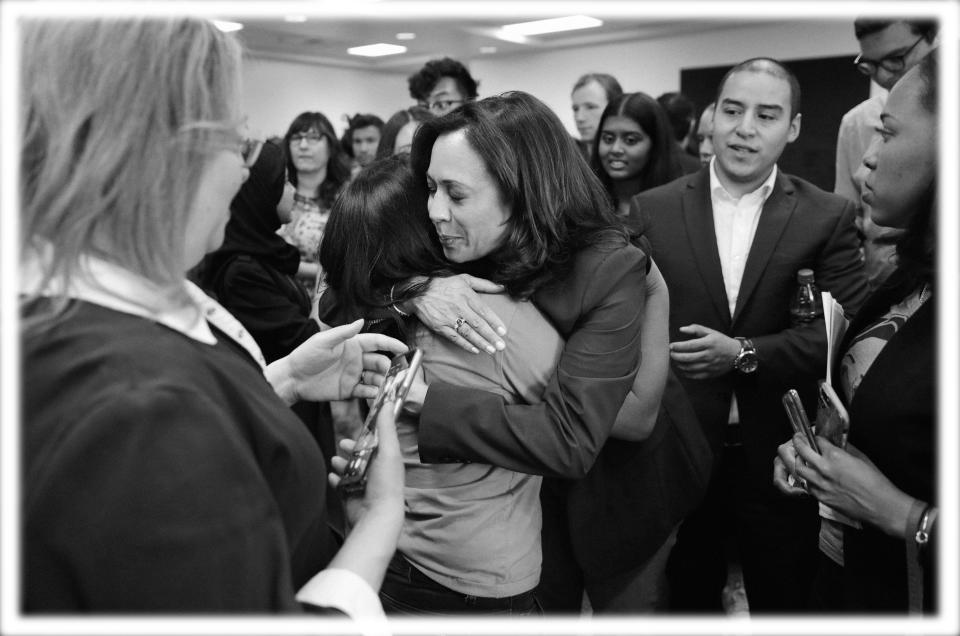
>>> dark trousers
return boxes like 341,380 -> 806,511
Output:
666,440 -> 820,613
379,552 -> 539,616
536,479 -> 677,614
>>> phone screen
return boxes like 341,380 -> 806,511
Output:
816,381 -> 849,448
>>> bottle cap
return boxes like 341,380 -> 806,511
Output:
797,268 -> 814,283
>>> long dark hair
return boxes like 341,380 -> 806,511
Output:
409,91 -> 629,298
319,157 -> 450,323
894,51 -> 937,286
282,111 -> 350,208
591,92 -> 683,204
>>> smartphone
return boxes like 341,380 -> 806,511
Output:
816,380 -> 850,449
782,389 -> 820,454
337,348 -> 423,497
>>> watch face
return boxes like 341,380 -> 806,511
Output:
737,352 -> 759,373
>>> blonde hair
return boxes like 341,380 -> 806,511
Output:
21,18 -> 242,314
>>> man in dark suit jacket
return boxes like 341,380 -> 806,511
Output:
629,58 -> 869,613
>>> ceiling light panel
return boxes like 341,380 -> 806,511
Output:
213,20 -> 243,33
500,15 -> 602,37
347,43 -> 407,57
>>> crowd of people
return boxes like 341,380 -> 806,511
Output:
17,13 -> 941,625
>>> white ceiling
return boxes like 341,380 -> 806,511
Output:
230,8 -> 753,75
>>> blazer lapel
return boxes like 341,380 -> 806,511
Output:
682,172 -> 731,324
732,173 -> 796,326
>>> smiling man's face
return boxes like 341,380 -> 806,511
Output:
713,67 -> 800,196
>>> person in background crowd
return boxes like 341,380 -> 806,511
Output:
592,92 -> 684,216
376,106 -> 434,160
776,50 -> 938,615
342,113 -> 384,176
630,57 -> 869,613
19,16 -> 407,617
835,18 -> 938,291
657,91 -> 703,174
197,139 -> 317,364
278,110 -> 351,294
193,140 -> 344,530
408,57 -> 479,116
570,72 -> 623,161
318,157 -> 562,615
696,102 -> 716,165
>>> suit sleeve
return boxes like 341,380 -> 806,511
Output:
219,259 -> 320,363
752,198 -> 868,384
417,246 -> 646,478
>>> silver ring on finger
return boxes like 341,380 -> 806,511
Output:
455,316 -> 465,332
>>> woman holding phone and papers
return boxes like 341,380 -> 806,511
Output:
773,52 -> 938,614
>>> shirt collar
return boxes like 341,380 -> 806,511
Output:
709,156 -> 778,203
21,245 -> 218,345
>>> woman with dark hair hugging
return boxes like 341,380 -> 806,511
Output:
318,157 -> 562,614
319,92 -> 707,612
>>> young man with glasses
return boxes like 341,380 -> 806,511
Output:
407,56 -> 479,116
834,20 -> 937,292
835,19 -> 938,207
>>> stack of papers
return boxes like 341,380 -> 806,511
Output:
822,291 -> 850,386
818,291 -> 861,528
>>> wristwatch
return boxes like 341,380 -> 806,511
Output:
733,337 -> 759,374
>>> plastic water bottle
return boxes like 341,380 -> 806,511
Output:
790,268 -> 822,325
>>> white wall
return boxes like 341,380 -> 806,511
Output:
241,57 -> 409,138
241,20 -> 857,139
470,20 -> 857,136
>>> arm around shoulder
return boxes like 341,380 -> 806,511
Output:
418,242 -> 647,477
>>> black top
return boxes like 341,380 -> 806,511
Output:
22,300 -> 337,612
840,267 -> 937,612
196,140 -> 317,364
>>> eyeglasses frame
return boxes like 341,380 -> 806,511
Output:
854,35 -> 926,76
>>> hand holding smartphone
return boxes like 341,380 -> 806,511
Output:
337,349 -> 423,497
782,389 -> 820,454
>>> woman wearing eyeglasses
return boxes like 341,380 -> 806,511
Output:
279,111 -> 352,294
20,17 -> 407,615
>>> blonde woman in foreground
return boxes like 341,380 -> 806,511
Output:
20,17 -> 406,617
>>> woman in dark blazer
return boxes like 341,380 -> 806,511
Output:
391,90 -> 710,612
